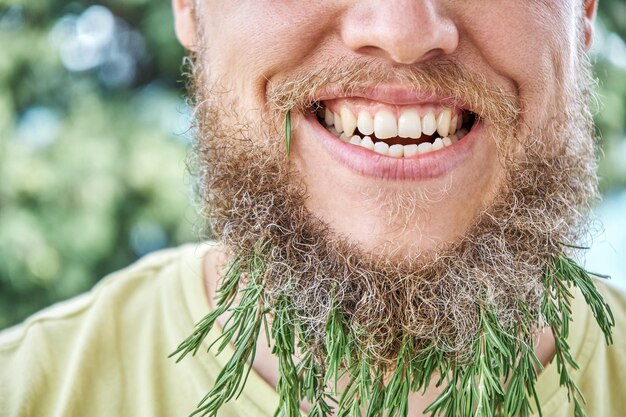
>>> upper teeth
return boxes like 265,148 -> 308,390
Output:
321,104 -> 470,158
374,110 -> 398,139
325,105 -> 459,141
357,111 -> 374,136
398,110 -> 421,139
340,106 -> 357,137
436,108 -> 452,137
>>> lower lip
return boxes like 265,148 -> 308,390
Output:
303,113 -> 481,181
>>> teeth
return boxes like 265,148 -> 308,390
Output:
321,104 -> 468,156
373,141 -> 389,155
334,112 -> 343,133
436,108 -> 452,138
345,134 -> 455,156
341,106 -> 357,136
404,144 -> 419,157
449,115 -> 458,135
374,109 -> 397,139
360,136 -> 375,150
357,111 -> 374,136
398,110 -> 421,139
388,144 -> 404,158
324,108 -> 334,126
417,142 -> 433,154
421,111 -> 436,136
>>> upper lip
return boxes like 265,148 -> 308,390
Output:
311,85 -> 472,111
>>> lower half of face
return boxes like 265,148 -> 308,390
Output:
193,27 -> 598,264
264,58 -> 527,260
191,0 -> 592,263
291,100 -> 504,256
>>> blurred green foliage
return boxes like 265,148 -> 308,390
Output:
1,1 -> 625,329
0,0 -> 198,328
595,1 -> 626,190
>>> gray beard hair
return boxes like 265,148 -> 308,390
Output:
189,54 -> 598,364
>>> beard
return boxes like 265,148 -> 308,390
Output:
182,46 -> 607,416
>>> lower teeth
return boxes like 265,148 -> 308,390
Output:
330,128 -> 468,158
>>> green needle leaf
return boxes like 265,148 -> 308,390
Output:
285,110 -> 292,155
172,244 -> 614,417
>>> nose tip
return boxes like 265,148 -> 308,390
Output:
341,0 -> 459,66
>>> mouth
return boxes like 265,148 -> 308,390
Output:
313,98 -> 477,158
300,92 -> 482,180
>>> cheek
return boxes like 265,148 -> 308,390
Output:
199,2 -> 336,108
456,2 -> 578,125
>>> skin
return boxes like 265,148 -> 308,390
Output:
173,0 -> 596,254
172,0 -> 597,414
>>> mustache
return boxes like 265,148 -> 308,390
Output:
266,56 -> 520,127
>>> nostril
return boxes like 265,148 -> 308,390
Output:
387,48 -> 447,66
351,42 -> 452,67
354,45 -> 399,62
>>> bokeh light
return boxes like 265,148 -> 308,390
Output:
49,5 -> 146,87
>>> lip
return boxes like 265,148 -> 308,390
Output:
302,112 -> 480,181
313,85 -> 470,109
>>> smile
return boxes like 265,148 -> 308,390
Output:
315,99 -> 476,157
302,91 -> 482,181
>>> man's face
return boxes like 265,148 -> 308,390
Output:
177,0 -> 593,257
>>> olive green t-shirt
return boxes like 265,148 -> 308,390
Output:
1,243 -> 625,416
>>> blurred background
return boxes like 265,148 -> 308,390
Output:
1,1 -> 625,329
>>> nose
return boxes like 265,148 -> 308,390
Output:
340,0 -> 459,65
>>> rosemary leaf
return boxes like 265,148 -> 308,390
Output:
174,247 -> 614,417
285,111 -> 292,155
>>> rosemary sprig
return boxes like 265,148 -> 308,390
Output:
169,251 -> 267,417
172,249 -> 614,417
423,308 -> 515,417
502,304 -> 542,417
383,339 -> 412,417
540,253 -> 615,417
272,297 -> 301,417
297,349 -> 334,417
169,255 -> 243,361
195,257 -> 265,416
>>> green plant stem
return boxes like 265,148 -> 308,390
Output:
172,249 -> 614,417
